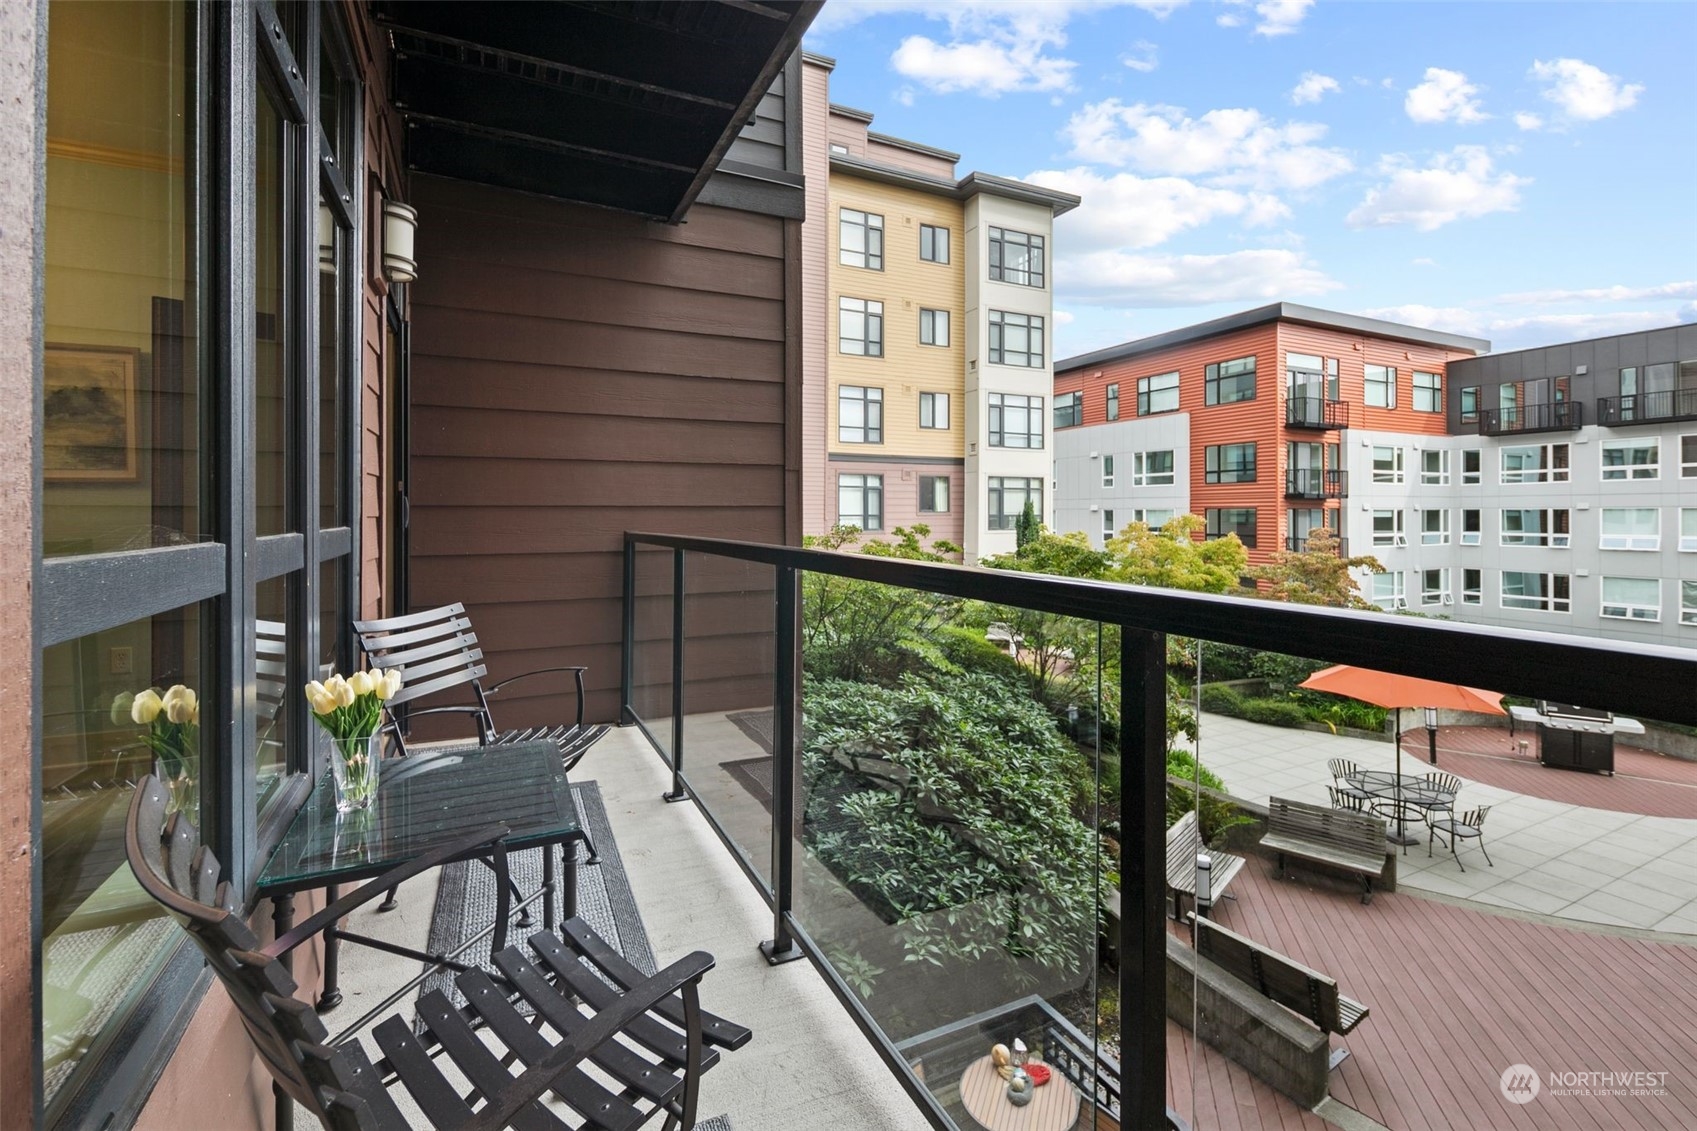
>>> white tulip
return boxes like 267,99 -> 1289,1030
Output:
131,689 -> 164,725
348,670 -> 374,697
376,670 -> 403,701
162,685 -> 198,725
304,680 -> 337,717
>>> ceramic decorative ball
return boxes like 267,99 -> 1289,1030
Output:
1006,1066 -> 1034,1107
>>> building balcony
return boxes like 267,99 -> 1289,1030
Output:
1597,389 -> 1697,427
1479,400 -> 1584,435
1285,534 -> 1347,556
1285,468 -> 1346,499
1285,397 -> 1349,430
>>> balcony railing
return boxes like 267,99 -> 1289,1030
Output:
1479,400 -> 1584,435
1285,396 -> 1348,430
620,530 -> 1697,1131
1597,389 -> 1697,426
1285,534 -> 1347,556
1285,468 -> 1346,499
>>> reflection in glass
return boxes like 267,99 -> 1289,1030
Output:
629,547 -> 676,764
255,78 -> 291,536
257,576 -> 292,814
321,555 -> 347,681
319,197 -> 344,528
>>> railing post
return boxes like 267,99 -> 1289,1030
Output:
664,548 -> 688,803
761,564 -> 804,964
1119,627 -> 1167,1130
621,537 -> 635,726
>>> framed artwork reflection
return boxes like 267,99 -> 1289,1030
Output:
44,344 -> 140,482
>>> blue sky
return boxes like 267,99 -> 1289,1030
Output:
805,1 -> 1697,359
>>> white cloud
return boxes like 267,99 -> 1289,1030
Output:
1060,247 -> 1340,307
1290,72 -> 1340,105
1494,281 -> 1697,305
1054,309 -> 1077,325
1513,111 -> 1544,131
1216,0 -> 1313,36
1404,67 -> 1489,124
1363,304 -> 1691,350
1346,146 -> 1528,231
1027,167 -> 1290,249
1064,99 -> 1353,190
1412,257 -> 1437,267
1122,40 -> 1160,73
1530,57 -> 1644,122
1216,11 -> 1242,27
892,33 -> 1075,95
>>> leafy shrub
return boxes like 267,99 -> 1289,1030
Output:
1199,684 -> 1246,715
933,624 -> 1035,691
1165,749 -> 1249,842
1242,698 -> 1311,728
1249,651 -> 1327,693
1194,642 -> 1257,682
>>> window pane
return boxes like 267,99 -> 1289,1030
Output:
44,0 -> 201,556
319,199 -> 344,527
256,575 -> 293,816
256,78 -> 292,536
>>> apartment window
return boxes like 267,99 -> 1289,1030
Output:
829,142 -> 849,155
1134,450 -> 1176,486
1372,510 -> 1405,547
1205,442 -> 1257,484
1371,571 -> 1406,610
838,385 -> 883,443
989,393 -> 1043,448
1462,569 -> 1482,605
1502,571 -> 1571,613
1365,364 -> 1397,408
1500,443 -> 1570,483
1682,435 -> 1697,478
988,226 -> 1045,287
1501,508 -> 1570,547
1106,383 -> 1120,421
1286,353 -> 1340,402
1102,455 -> 1115,488
1461,449 -> 1482,485
1421,449 -> 1450,485
988,477 -> 1042,529
839,208 -> 884,270
919,308 -> 950,347
1461,509 -> 1482,546
1602,438 -> 1659,481
1134,508 -> 1175,528
1413,371 -> 1442,413
1205,508 -> 1258,547
1681,509 -> 1697,552
1683,581 -> 1697,626
1053,391 -> 1082,429
988,310 -> 1045,367
1421,509 -> 1450,546
918,475 -> 950,513
1102,509 -> 1116,539
1460,386 -> 1480,425
1601,577 -> 1660,622
1422,569 -> 1450,606
919,224 -> 949,264
1290,508 -> 1331,550
838,297 -> 884,357
1600,508 -> 1660,551
1372,446 -> 1404,484
838,473 -> 884,530
1205,356 -> 1257,405
1138,371 -> 1180,415
919,391 -> 950,430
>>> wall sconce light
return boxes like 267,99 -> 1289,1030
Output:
382,199 -> 419,283
318,204 -> 336,276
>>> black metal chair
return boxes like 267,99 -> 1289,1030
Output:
1428,805 -> 1493,871
1327,784 -> 1368,813
1326,759 -> 1373,807
125,776 -> 748,1130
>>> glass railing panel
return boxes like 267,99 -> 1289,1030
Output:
627,543 -> 675,765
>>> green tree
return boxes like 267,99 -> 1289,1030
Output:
1015,499 -> 1040,550
1105,514 -> 1248,593
1248,528 -> 1383,609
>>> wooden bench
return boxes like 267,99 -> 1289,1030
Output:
1191,913 -> 1370,1070
1166,810 -> 1245,920
1260,796 -> 1386,904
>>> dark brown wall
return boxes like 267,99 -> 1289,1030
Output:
408,177 -> 794,727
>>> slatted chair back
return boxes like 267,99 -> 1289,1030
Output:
1425,772 -> 1463,797
1457,805 -> 1490,831
355,603 -> 496,752
1192,914 -> 1344,1034
1326,758 -> 1359,781
124,777 -> 377,1126
1267,797 -> 1385,863
1327,785 -> 1365,813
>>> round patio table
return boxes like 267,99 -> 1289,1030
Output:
959,1055 -> 1080,1131
1345,771 -> 1455,847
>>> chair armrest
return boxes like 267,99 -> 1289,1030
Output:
484,667 -> 588,727
462,950 -> 714,1131
263,824 -> 510,959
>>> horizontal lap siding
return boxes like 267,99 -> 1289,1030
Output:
409,177 -> 789,728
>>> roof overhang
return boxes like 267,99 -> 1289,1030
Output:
828,154 -> 1081,217
374,0 -> 821,223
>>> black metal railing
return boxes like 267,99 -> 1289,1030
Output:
1285,534 -> 1347,556
1285,396 -> 1348,429
1285,468 -> 1347,499
1597,389 -> 1697,426
1480,400 -> 1584,435
620,531 -> 1697,1131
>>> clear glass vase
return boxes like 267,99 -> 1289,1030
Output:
330,733 -> 381,812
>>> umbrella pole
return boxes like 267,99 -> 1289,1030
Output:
1390,706 -> 1416,848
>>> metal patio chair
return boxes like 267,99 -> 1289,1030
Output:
1327,784 -> 1368,813
125,775 -> 749,1130
1420,771 -> 1463,822
1428,805 -> 1493,871
1326,759 -> 1374,807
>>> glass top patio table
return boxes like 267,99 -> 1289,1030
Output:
1344,770 -> 1453,809
257,740 -> 576,894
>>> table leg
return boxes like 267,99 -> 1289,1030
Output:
317,883 -> 343,1011
491,848 -> 512,954
271,894 -> 295,1131
542,842 -> 556,931
564,837 -> 578,922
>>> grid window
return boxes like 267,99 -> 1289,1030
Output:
1365,364 -> 1397,408
1501,508 -> 1570,547
989,393 -> 1043,448
1461,509 -> 1482,545
1421,449 -> 1449,485
1602,439 -> 1659,481
1462,449 -> 1482,484
839,208 -> 884,270
838,473 -> 883,531
989,226 -> 1045,287
1205,356 -> 1257,405
1601,577 -> 1660,621
1502,571 -> 1571,613
1371,571 -> 1406,610
1421,509 -> 1450,545
988,477 -> 1042,529
1372,510 -> 1405,546
1205,508 -> 1257,547
1106,383 -> 1120,421
919,308 -> 950,347
1372,446 -> 1404,484
918,475 -> 949,513
1460,386 -> 1480,425
1134,450 -> 1176,486
1134,508 -> 1175,529
1205,442 -> 1257,484
838,297 -> 884,357
838,385 -> 883,444
1684,581 -> 1697,626
1500,443 -> 1569,483
988,310 -> 1045,367
1413,371 -> 1442,413
1102,455 -> 1115,488
1462,569 -> 1482,605
1422,569 -> 1450,605
1682,509 -> 1697,553
919,224 -> 949,264
1053,391 -> 1082,429
919,391 -> 950,430
1138,371 -> 1180,415
1683,436 -> 1697,478
1600,508 -> 1660,551
1102,509 -> 1115,540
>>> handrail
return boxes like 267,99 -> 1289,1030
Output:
625,532 -> 1697,724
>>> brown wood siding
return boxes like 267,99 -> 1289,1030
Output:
408,177 -> 791,727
